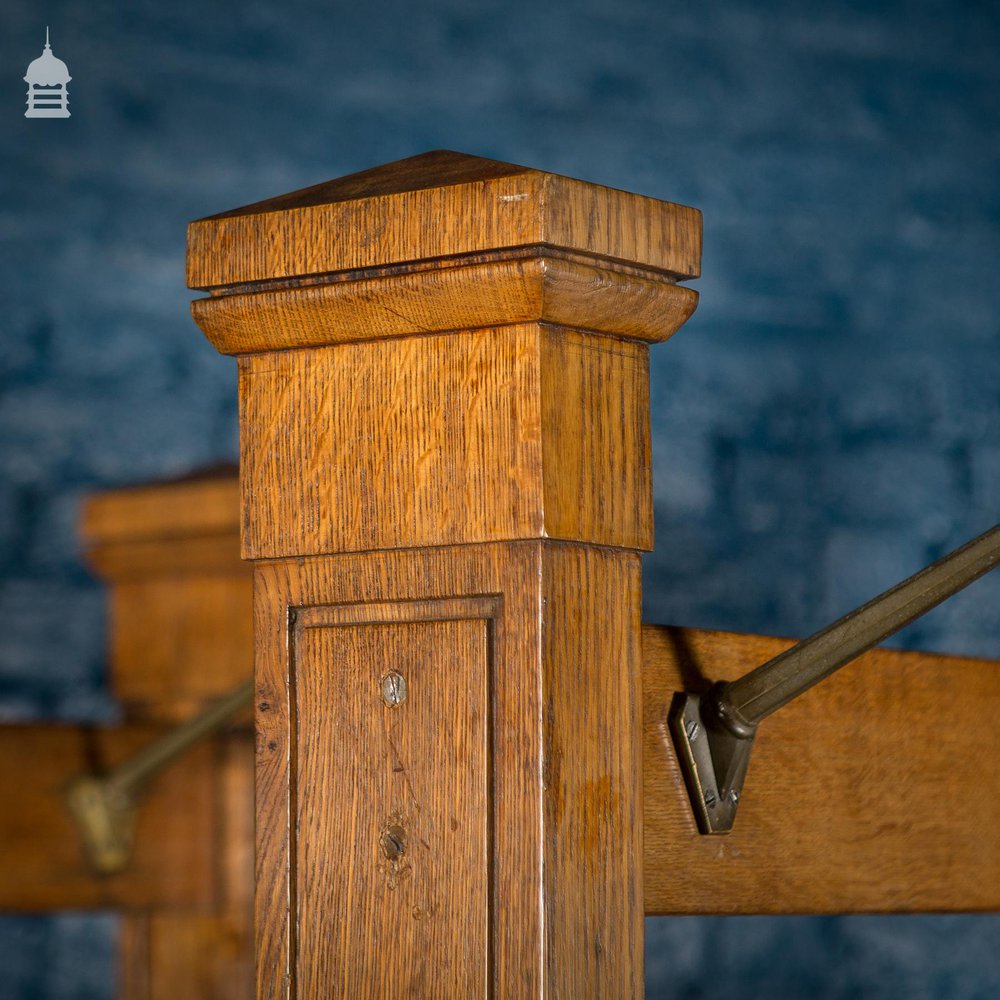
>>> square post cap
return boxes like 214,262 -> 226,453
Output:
186,152 -> 705,555
186,150 -> 701,291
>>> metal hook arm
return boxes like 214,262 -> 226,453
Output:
67,679 -> 252,874
671,522 -> 1000,834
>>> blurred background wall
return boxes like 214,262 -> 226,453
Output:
2,0 -> 999,996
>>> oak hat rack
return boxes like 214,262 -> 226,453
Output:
185,150 -> 1000,995
1,150 -> 997,999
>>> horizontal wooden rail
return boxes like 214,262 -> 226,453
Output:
643,625 -> 1000,914
5,624 -> 995,919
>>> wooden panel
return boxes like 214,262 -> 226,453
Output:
541,543 -> 644,998
238,326 -> 652,560
186,151 -> 701,290
87,534 -> 248,580
239,327 -> 542,559
191,254 -> 698,355
295,607 -> 491,996
641,625 -> 1000,914
253,541 -> 643,999
191,151 -> 697,1000
0,725 -> 217,911
541,329 -> 651,550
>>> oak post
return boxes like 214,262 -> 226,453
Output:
188,151 -> 701,998
82,474 -> 254,999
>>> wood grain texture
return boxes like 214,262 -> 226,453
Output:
204,149 -> 530,217
541,329 -> 651,550
237,324 -> 652,559
541,544 -> 644,997
186,151 -> 701,290
254,542 -> 643,999
189,151 -> 698,999
0,725 -> 217,911
641,625 -> 1000,914
295,604 -> 492,996
192,253 -> 698,355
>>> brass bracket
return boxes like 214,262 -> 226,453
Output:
66,777 -> 136,875
670,520 -> 1000,835
670,688 -> 756,835
66,678 -> 253,875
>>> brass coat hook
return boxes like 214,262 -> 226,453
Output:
671,522 -> 1000,834
67,679 -> 252,874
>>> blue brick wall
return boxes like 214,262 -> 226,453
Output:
1,0 -> 998,995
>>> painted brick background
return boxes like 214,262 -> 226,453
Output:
1,0 -> 998,996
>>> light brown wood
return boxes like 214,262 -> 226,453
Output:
5,443 -> 988,1000
253,542 -> 642,999
295,602 -> 492,996
120,731 -> 254,1000
187,150 -> 702,290
83,472 -> 254,998
540,329 -> 651,548
542,544 -> 644,995
234,324 -> 652,560
106,575 -> 252,719
80,469 -> 1000,924
642,625 -> 1000,914
188,151 -> 697,999
119,916 -> 152,999
83,470 -> 252,721
83,472 -> 240,546
0,475 -> 252,996
188,150 -> 703,999
190,254 -> 698,354
0,724 -> 216,911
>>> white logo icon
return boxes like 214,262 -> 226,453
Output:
24,28 -> 71,119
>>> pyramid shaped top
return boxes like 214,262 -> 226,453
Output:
203,151 -> 535,220
187,149 -> 701,290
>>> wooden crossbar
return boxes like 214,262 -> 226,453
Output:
642,626 -> 1000,915
4,618 -> 997,923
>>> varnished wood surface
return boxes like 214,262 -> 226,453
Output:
188,151 -> 671,999
192,253 -> 698,355
295,603 -> 492,996
0,724 -> 217,911
13,613 -> 991,918
541,544 -> 644,996
642,625 -> 1000,914
201,149 -> 530,218
187,151 -> 701,290
540,330 -> 651,550
254,542 -> 643,999
237,325 -> 652,560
